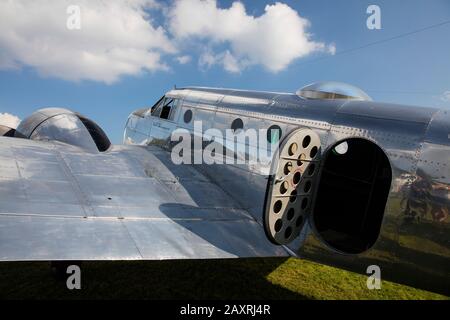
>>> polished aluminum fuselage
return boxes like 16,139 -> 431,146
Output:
125,87 -> 450,292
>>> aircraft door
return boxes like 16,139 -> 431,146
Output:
263,128 -> 322,245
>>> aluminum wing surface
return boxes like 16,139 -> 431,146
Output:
0,136 -> 287,261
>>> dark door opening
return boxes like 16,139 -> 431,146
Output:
313,138 -> 392,254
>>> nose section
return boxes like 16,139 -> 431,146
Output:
123,107 -> 152,145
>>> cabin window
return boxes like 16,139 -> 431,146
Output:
313,138 -> 392,254
267,125 -> 282,144
184,109 -> 193,123
231,118 -> 244,132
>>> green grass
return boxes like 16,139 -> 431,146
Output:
0,258 -> 447,300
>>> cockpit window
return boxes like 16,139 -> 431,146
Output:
149,96 -> 164,117
160,98 -> 174,120
151,97 -> 178,121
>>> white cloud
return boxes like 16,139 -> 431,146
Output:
169,0 -> 334,73
222,51 -> 241,73
176,55 -> 191,64
199,50 -> 242,73
0,113 -> 21,129
440,91 -> 450,102
0,0 -> 175,84
327,43 -> 337,55
0,0 -> 335,81
199,51 -> 218,70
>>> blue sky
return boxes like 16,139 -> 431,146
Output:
0,0 -> 449,143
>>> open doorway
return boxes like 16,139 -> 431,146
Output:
313,138 -> 392,254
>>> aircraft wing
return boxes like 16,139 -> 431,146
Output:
0,136 -> 287,261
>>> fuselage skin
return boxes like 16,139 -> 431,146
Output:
124,87 -> 450,294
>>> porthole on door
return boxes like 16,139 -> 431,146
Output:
312,138 -> 392,254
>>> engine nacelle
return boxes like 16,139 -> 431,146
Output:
15,108 -> 110,152
0,125 -> 22,137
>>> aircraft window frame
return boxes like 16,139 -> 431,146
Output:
168,99 -> 179,121
149,96 -> 165,117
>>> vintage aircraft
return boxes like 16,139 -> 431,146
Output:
0,82 -> 448,294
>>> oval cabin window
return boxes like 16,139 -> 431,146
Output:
183,109 -> 193,123
231,118 -> 244,132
